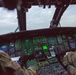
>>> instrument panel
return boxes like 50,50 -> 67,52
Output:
1,27 -> 76,75
8,35 -> 76,57
0,27 -> 76,57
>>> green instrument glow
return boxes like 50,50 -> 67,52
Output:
43,45 -> 48,50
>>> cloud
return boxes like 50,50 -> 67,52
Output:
0,5 -> 76,34
26,6 -> 55,30
60,5 -> 76,27
0,8 -> 18,34
27,5 -> 76,29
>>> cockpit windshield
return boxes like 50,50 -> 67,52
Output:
26,6 -> 55,30
61,5 -> 76,27
0,8 -> 18,34
0,5 -> 76,34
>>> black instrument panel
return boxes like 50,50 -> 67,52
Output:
0,27 -> 76,57
1,27 -> 75,75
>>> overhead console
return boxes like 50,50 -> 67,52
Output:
0,27 -> 76,75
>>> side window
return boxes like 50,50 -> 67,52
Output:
60,5 -> 76,27
0,8 -> 18,34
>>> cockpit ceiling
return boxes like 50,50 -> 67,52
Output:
0,0 -> 76,8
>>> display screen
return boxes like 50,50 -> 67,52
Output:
0,45 -> 7,51
57,36 -> 63,44
15,40 -> 22,50
43,45 -> 48,50
70,42 -> 76,49
69,39 -> 76,49
49,37 -> 57,45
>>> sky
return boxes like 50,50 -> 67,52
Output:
0,5 -> 76,35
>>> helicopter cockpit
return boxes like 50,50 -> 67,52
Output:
0,0 -> 76,75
